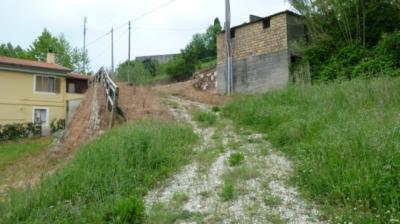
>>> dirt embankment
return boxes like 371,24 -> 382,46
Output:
117,83 -> 172,121
153,80 -> 229,106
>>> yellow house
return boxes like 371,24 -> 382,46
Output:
0,54 -> 88,132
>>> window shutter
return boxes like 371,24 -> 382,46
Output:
55,78 -> 61,93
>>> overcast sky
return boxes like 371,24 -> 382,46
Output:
0,0 -> 291,71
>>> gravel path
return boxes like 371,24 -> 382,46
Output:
145,96 -> 324,223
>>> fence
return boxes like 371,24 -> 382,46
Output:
94,67 -> 119,128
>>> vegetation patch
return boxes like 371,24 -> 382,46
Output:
193,109 -> 217,126
0,137 -> 51,169
219,183 -> 236,202
228,153 -> 245,167
223,77 -> 400,223
0,119 -> 197,223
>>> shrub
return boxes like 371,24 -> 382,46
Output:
50,119 -> 65,134
0,122 -> 42,141
228,153 -> 245,167
166,56 -> 195,81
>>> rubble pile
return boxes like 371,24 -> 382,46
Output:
193,69 -> 217,91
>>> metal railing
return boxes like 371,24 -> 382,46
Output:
94,67 -> 119,128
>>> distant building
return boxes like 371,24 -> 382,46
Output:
217,10 -> 308,93
136,53 -> 180,64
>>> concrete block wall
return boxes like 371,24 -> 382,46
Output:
217,50 -> 289,93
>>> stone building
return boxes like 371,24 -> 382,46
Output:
216,10 -> 307,93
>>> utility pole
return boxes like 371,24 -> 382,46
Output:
83,17 -> 87,74
128,21 -> 131,83
225,0 -> 233,95
111,27 -> 114,76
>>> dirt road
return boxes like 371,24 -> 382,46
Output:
145,95 -> 323,223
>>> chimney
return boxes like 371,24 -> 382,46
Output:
249,15 -> 263,22
46,49 -> 56,64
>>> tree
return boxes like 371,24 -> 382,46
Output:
116,60 -> 152,83
0,43 -> 30,59
290,0 -> 400,47
142,58 -> 158,76
28,29 -> 89,72
205,18 -> 222,58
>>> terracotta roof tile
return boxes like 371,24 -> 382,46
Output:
0,56 -> 71,72
67,72 -> 91,80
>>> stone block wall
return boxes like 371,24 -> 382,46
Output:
217,13 -> 288,65
216,12 -> 306,94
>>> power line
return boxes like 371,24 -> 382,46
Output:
87,32 -> 111,47
134,0 -> 178,21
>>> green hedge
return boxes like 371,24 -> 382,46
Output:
0,123 -> 42,141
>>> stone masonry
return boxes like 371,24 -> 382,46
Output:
216,10 -> 306,93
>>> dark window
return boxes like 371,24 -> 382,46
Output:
230,29 -> 236,38
263,18 -> 271,29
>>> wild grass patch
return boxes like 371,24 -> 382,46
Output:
228,153 -> 245,167
219,183 -> 235,201
223,77 -> 400,223
0,119 -> 197,223
193,109 -> 217,126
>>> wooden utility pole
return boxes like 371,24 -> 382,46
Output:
225,0 -> 233,95
128,21 -> 131,83
111,27 -> 114,75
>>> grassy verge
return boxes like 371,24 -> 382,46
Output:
223,77 -> 400,223
0,119 -> 197,223
0,137 -> 51,170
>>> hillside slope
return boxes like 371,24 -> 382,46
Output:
224,77 -> 400,223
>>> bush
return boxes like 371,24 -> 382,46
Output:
166,56 -> 195,81
0,122 -> 42,141
50,119 -> 65,134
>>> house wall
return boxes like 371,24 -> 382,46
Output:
0,70 -> 67,128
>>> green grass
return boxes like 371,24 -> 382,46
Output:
0,137 -> 51,169
219,183 -> 236,201
0,119 -> 197,223
193,110 -> 217,127
223,77 -> 400,223
228,153 -> 245,167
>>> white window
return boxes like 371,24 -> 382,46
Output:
34,75 -> 61,93
33,108 -> 49,126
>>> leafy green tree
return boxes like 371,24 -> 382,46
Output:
142,58 -> 158,76
205,18 -> 222,58
290,0 -> 400,81
28,29 -> 89,72
116,60 -> 152,83
165,18 -> 222,80
0,43 -> 30,59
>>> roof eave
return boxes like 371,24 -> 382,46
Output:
0,64 -> 70,77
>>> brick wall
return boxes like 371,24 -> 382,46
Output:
217,13 -> 288,65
